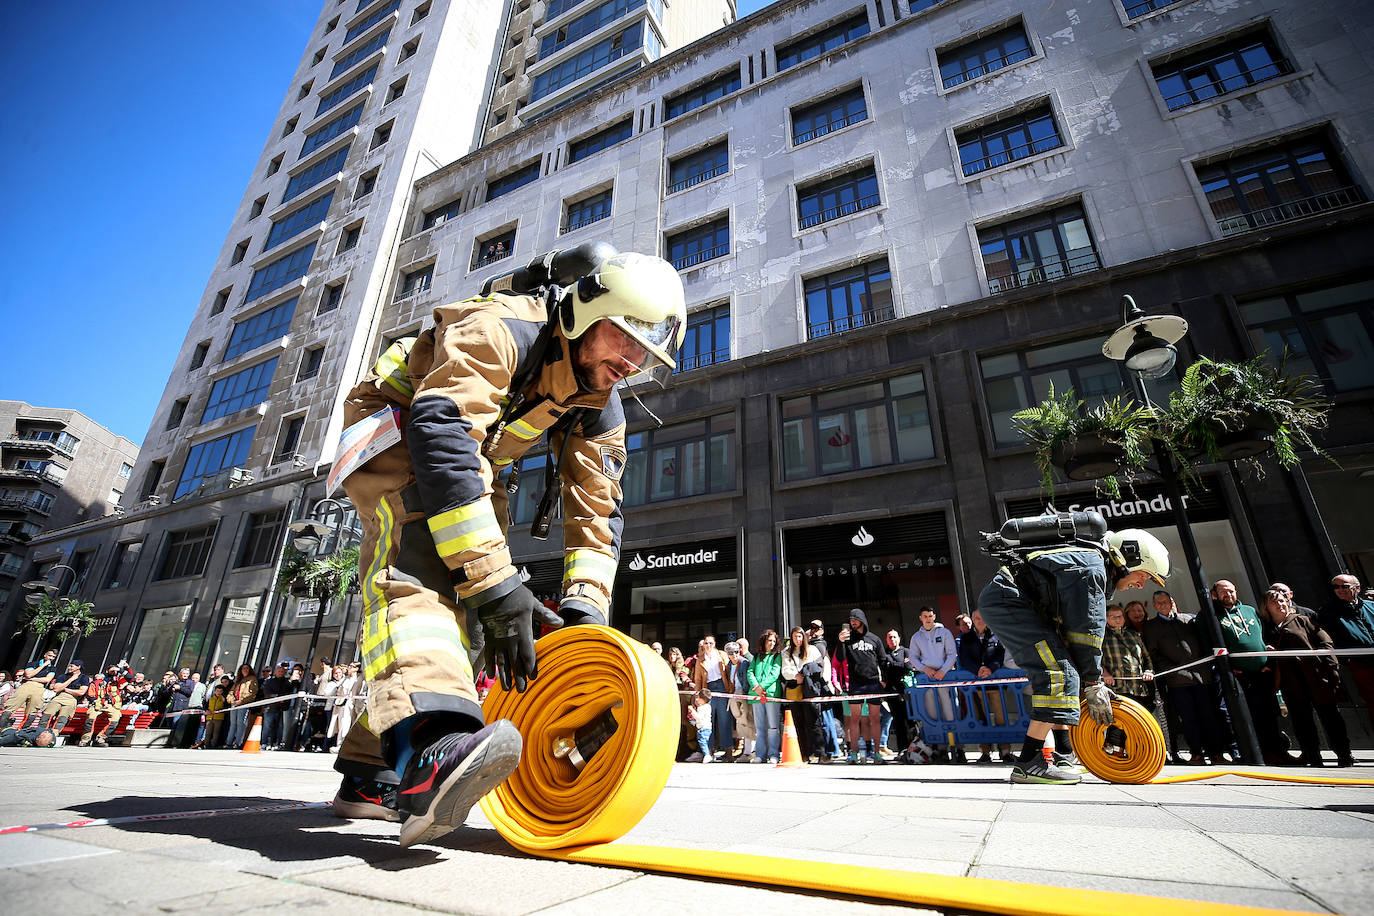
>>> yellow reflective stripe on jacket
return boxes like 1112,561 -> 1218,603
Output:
506,416 -> 544,442
1031,694 -> 1080,709
362,495 -> 398,646
1035,640 -> 1065,697
1026,545 -> 1089,561
362,613 -> 472,682
428,498 -> 502,561
374,337 -> 417,398
1067,630 -> 1103,649
564,548 -> 617,589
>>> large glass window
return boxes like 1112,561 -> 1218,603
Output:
317,64 -> 379,117
225,300 -> 296,362
395,264 -> 434,302
422,196 -> 463,231
1152,31 -> 1292,111
939,24 -> 1032,88
486,161 -> 541,202
1196,136 -> 1361,237
127,604 -> 192,675
473,230 -> 517,269
667,141 -> 728,193
103,540 -> 143,590
547,0 -> 592,17
175,426 -> 256,499
283,148 -> 349,205
245,242 -> 317,302
804,257 -> 893,339
155,525 -> 218,580
679,304 -> 730,372
201,359 -> 279,423
568,119 -> 633,164
776,13 -> 869,71
782,372 -> 934,480
331,28 -> 390,81
1124,0 -> 1183,16
564,189 -> 612,233
237,508 -> 286,568
209,596 -> 260,673
797,165 -> 880,230
343,0 -> 400,44
666,216 -> 729,270
792,87 -> 867,145
531,21 -> 643,102
265,192 -> 334,251
664,67 -> 741,120
978,203 -> 1099,294
623,415 -> 735,505
540,0 -> 644,60
1239,279 -> 1374,393
957,103 -> 1062,176
300,104 -> 363,159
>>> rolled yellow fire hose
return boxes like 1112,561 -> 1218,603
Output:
478,627 -> 1344,914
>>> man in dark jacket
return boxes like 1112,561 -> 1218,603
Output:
1143,591 -> 1235,764
1319,573 -> 1374,731
958,610 -> 1012,763
881,629 -> 909,758
169,667 -> 197,748
836,609 -> 886,763
259,665 -> 293,751
807,620 -> 842,758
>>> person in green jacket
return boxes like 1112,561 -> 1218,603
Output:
747,629 -> 783,763
1213,579 -> 1296,764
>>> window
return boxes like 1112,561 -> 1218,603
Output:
776,13 -> 869,71
313,46 -> 327,65
568,119 -> 633,164
400,37 -> 420,62
396,263 -> 434,300
317,64 -> 378,117
299,79 -> 313,99
118,462 -> 133,480
190,341 -> 211,370
371,121 -> 392,149
267,154 -> 284,177
679,304 -> 730,372
667,141 -> 728,193
298,347 -> 325,382
666,216 -> 729,270
411,1 -> 430,26
782,372 -> 934,480
510,451 -> 551,525
956,102 -> 1062,176
563,188 -> 612,233
622,414 -> 735,505
237,508 -> 286,568
938,23 -> 1032,88
301,104 -> 364,158
473,230 -> 516,269
319,281 -> 344,314
326,15 -> 339,33
166,398 -> 189,431
225,297 -> 297,360
155,524 -> 218,580
547,0 -> 591,18
245,242 -> 317,302
230,240 -> 250,265
486,161 -> 541,202
1152,30 -> 1292,111
266,192 -> 334,251
344,0 -> 400,44
540,0 -> 644,60
282,115 -> 300,137
331,27 -> 390,81
1195,135 -> 1361,237
792,87 -> 867,145
530,21 -> 643,102
664,67 -> 741,120
979,337 -> 1174,447
174,427 -> 254,499
797,164 -> 880,230
337,223 -> 362,253
250,195 -> 267,219
103,540 -> 143,590
1124,0 -> 1183,17
979,203 -> 1100,294
201,359 -> 279,422
283,147 -> 349,204
1240,279 -> 1374,393
211,288 -> 231,316
804,257 -> 893,339
909,0 -> 953,11
274,415 -> 306,463
141,460 -> 165,500
423,196 -> 463,230
385,77 -> 407,104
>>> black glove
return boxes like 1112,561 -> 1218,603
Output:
476,584 -> 563,692
557,598 -> 606,628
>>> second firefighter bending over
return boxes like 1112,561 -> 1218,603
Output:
330,249 -> 686,847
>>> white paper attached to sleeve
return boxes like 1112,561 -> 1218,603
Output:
327,407 -> 402,495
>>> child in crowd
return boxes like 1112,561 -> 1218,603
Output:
689,688 -> 714,763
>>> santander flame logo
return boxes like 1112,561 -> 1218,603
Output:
851,526 -> 875,547
628,553 -> 647,571
827,428 -> 851,447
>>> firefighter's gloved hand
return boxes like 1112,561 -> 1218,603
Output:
464,608 -> 486,669
1082,682 -> 1116,726
558,585 -> 606,627
477,584 -> 563,692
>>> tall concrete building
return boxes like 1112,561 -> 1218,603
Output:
0,402 -> 138,664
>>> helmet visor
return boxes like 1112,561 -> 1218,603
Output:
606,313 -> 682,387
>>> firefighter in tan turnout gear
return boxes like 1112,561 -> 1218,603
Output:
330,244 -> 686,848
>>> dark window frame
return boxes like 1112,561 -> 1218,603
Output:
797,164 -> 881,230
201,358 -> 280,423
273,415 -> 306,464
977,202 -> 1101,294
956,103 -> 1063,176
486,161 -> 541,202
664,66 -> 742,120
103,539 -> 143,591
667,140 -> 729,194
1194,134 -> 1362,237
236,508 -> 287,569
1238,279 -> 1374,395
568,119 -> 633,164
781,371 -> 934,481
679,304 -> 731,372
803,257 -> 894,340
776,13 -> 870,71
155,523 -> 219,581
791,86 -> 868,145
563,188 -> 613,233
1151,29 -> 1293,112
666,216 -> 729,270
225,298 -> 298,361
622,414 -> 737,506
472,230 -> 516,269
938,23 -> 1033,88
265,192 -> 334,251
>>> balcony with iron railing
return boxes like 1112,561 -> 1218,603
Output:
676,347 -> 731,372
0,467 -> 63,485
942,46 -> 1034,88
798,193 -> 880,230
562,209 -> 610,234
986,250 -> 1101,294
1160,57 -> 1294,111
4,432 -> 77,458
961,134 -> 1062,176
392,278 -> 433,303
808,305 -> 896,340
670,243 -> 729,271
793,109 -> 867,145
666,162 -> 727,195
1214,186 -> 1365,237
0,494 -> 52,516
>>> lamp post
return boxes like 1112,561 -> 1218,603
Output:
1104,295 -> 1263,765
21,564 -> 80,657
288,498 -> 359,681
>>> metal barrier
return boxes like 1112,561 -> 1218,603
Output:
905,668 -> 1030,747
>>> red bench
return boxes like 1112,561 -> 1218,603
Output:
7,707 -> 158,744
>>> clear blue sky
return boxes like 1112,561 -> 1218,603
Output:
0,1 -> 772,445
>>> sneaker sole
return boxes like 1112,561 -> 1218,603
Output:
398,722 -> 523,848
1010,772 -> 1082,785
331,790 -> 402,823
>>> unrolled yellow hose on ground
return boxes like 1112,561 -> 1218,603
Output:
479,628 -> 1319,915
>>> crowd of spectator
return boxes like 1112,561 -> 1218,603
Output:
653,572 -> 1373,768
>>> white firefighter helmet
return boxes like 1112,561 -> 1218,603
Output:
561,252 -> 686,383
1105,528 -> 1171,586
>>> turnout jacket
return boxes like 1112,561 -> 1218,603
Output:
351,293 -> 626,617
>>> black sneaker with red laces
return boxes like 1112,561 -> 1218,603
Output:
396,720 -> 522,848
332,775 -> 401,822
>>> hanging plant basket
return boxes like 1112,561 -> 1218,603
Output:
1211,412 -> 1278,461
1051,432 -> 1127,481
1012,384 -> 1153,497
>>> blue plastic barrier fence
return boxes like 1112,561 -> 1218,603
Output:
905,668 -> 1030,747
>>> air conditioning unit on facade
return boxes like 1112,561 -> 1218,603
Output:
228,467 -> 254,486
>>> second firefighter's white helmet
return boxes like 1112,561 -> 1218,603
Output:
1105,528 -> 1171,586
561,252 -> 687,376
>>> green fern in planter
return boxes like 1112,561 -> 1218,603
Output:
1012,384 -> 1154,498
276,544 -> 361,602
18,595 -> 98,642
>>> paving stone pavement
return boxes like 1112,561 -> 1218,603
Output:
1,746 -> 1371,915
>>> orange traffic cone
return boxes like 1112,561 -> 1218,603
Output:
240,714 -> 263,754
776,709 -> 807,768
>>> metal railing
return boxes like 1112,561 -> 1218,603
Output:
1125,0 -> 1181,16
961,135 -> 1062,176
473,247 -> 513,268
1214,186 -> 1365,237
942,46 -> 1034,88
0,494 -> 51,516
392,279 -> 433,302
670,243 -> 729,270
1161,58 -> 1294,110
675,348 -> 731,372
562,210 -> 610,234
986,250 -> 1101,294
808,305 -> 895,340
793,109 -> 867,145
667,162 -> 727,194
798,193 -> 880,230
